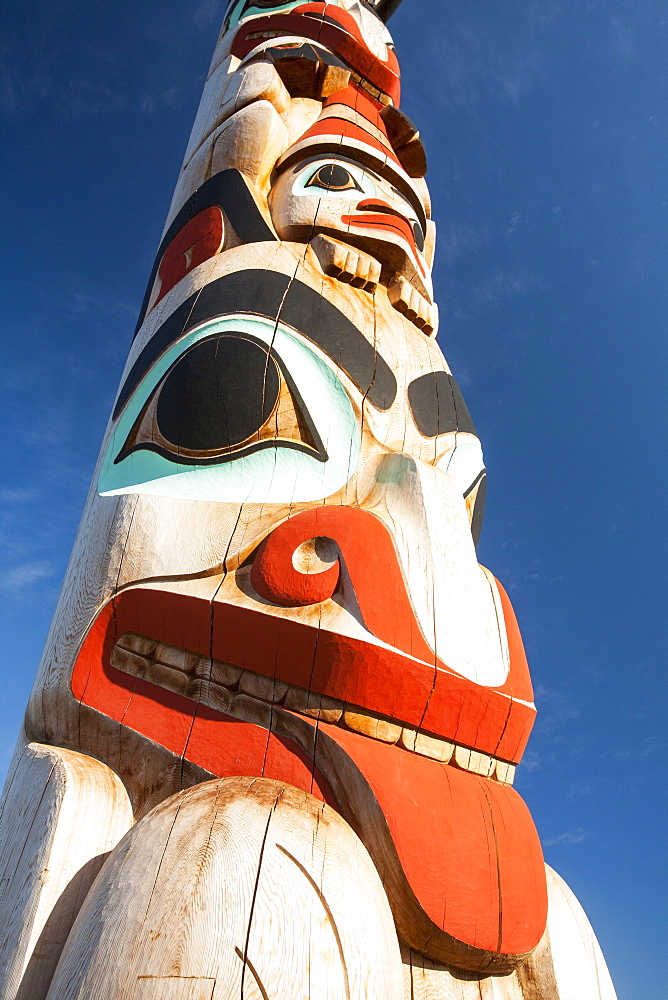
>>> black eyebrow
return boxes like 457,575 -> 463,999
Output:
114,270 -> 396,420
407,370 -> 477,438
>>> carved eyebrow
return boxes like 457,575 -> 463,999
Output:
114,270 -> 397,421
407,370 -> 477,438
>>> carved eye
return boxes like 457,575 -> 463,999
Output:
115,333 -> 325,467
306,163 -> 363,193
225,0 -> 304,28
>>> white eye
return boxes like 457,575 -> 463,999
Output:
306,163 -> 363,193
292,159 -> 376,199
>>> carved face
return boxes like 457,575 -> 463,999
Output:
269,155 -> 430,289
55,231 -> 546,971
224,1 -> 401,105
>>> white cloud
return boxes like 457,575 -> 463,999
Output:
545,828 -> 589,846
1,560 -> 54,591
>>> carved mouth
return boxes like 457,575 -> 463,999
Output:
71,584 -> 545,971
111,631 -> 516,784
231,10 -> 401,103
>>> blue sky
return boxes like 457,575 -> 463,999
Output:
1,1 -> 666,994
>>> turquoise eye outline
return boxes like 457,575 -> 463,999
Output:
98,314 -> 360,504
225,0 -> 306,31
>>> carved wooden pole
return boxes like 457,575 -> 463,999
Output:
0,3 -> 618,999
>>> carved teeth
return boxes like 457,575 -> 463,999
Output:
311,233 -> 381,292
111,634 -> 516,784
343,710 -> 401,744
283,687 -> 343,723
246,30 -> 289,40
238,670 -> 289,703
400,727 -> 454,763
153,642 -> 199,674
116,632 -> 157,657
387,275 -> 437,335
494,761 -> 516,785
454,746 -> 495,778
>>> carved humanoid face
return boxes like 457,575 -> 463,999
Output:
73,236 -> 542,966
269,154 -> 430,290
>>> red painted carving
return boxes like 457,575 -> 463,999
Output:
154,206 -> 224,307
231,4 -> 401,104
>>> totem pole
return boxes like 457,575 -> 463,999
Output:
0,3 -> 618,998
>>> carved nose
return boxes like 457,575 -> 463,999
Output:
250,505 -> 434,661
354,198 -> 411,227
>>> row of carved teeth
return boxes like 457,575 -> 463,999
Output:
111,633 -> 516,785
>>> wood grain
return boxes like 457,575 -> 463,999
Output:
45,778 -> 404,1000
0,741 -> 132,1000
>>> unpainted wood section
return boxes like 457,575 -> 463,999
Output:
2,2 -> 615,995
45,778 -> 404,1000
0,742 -> 132,1000
182,58 -> 291,171
133,978 -> 215,1000
401,942 -> 526,1000
527,867 -> 617,1000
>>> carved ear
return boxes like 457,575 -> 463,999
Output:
374,0 -> 406,24
381,104 -> 427,178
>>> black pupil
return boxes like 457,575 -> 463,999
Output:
315,164 -> 352,190
413,221 -> 425,252
156,335 -> 279,451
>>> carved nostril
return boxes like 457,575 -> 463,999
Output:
292,536 -> 339,576
251,525 -> 341,607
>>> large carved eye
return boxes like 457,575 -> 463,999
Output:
115,333 -> 324,467
99,314 -> 361,504
306,163 -> 363,193
225,0 -> 303,29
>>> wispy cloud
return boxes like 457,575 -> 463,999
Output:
438,223 -> 489,265
1,560 -> 54,591
545,827 -> 589,846
520,749 -> 543,773
194,0 -> 224,30
565,781 -> 592,798
420,1 -> 563,111
640,736 -> 664,757
610,14 -> 636,63
504,212 -> 521,240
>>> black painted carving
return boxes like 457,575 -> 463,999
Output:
117,332 -> 328,467
133,170 -> 277,337
116,270 -> 397,420
156,336 -> 280,451
375,0 -> 406,23
407,370 -> 476,438
465,471 -> 487,548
